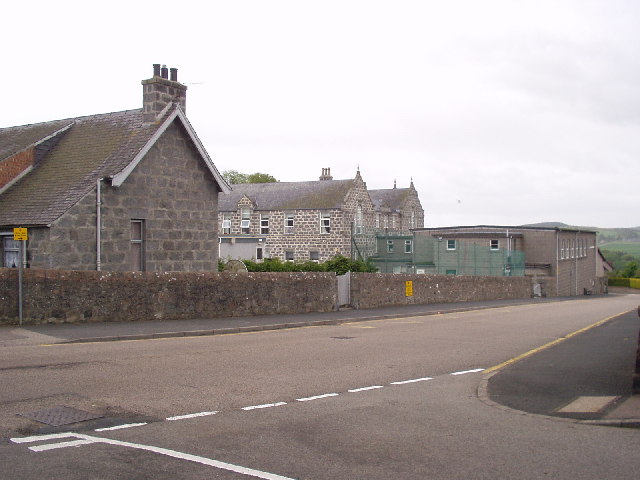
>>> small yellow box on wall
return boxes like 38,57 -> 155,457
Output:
405,280 -> 413,297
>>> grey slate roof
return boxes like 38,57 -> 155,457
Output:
0,105 -> 230,227
0,109 -> 159,227
218,179 -> 357,211
368,188 -> 411,213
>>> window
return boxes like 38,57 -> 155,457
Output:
320,211 -> 331,234
355,205 -> 363,234
310,251 -> 320,262
2,236 -> 20,268
241,208 -> 251,234
260,215 -> 269,235
446,269 -> 457,275
490,239 -> 499,251
446,239 -> 456,251
387,240 -> 394,253
571,240 -> 575,258
284,212 -> 295,234
130,220 -> 144,271
222,214 -> 231,235
256,247 -> 263,261
376,213 -> 380,229
285,251 -> 294,261
405,240 -> 413,253
560,240 -> 565,259
384,215 -> 388,228
410,210 -> 416,229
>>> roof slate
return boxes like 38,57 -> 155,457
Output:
368,188 -> 410,212
218,179 -> 356,211
0,109 -> 169,227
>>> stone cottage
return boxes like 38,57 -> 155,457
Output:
0,64 -> 230,272
218,168 -> 424,263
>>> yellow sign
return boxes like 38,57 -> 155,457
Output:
405,280 -> 413,297
13,228 -> 28,241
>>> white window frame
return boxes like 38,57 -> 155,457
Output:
387,240 -> 394,253
131,219 -> 145,271
405,239 -> 412,254
490,239 -> 499,251
241,208 -> 251,234
260,214 -> 269,235
222,214 -> 231,235
355,205 -> 363,234
2,234 -> 20,268
320,211 -> 331,234
284,212 -> 295,234
446,239 -> 456,251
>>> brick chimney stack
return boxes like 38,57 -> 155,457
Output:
141,64 -> 187,122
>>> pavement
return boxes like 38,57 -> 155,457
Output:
2,292 -> 639,427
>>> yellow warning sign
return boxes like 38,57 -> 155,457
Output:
405,280 -> 413,297
13,228 -> 28,241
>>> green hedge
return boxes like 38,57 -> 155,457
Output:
608,277 -> 630,287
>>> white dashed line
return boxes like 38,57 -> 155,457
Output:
296,393 -> 339,402
95,423 -> 148,432
242,402 -> 287,411
390,377 -> 433,385
348,386 -> 384,393
166,411 -> 219,421
450,368 -> 485,375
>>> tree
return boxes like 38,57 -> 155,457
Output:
621,261 -> 638,278
223,170 -> 278,184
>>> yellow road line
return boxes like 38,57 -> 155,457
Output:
483,309 -> 634,374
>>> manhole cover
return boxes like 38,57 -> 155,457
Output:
331,336 -> 356,340
19,406 -> 103,426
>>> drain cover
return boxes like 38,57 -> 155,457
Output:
19,406 -> 103,426
331,336 -> 355,340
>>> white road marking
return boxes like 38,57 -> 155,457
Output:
11,433 -> 75,444
30,439 -> 97,452
348,386 -> 384,393
390,377 -> 433,385
296,393 -> 339,402
11,432 -> 296,480
557,396 -> 620,413
450,368 -> 485,375
95,423 -> 148,431
242,402 -> 287,411
166,411 -> 219,421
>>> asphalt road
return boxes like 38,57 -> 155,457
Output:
2,295 -> 640,479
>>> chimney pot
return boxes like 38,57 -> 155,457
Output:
153,64 -> 161,77
170,67 -> 178,82
161,65 -> 168,79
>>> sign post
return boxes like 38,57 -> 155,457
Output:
13,228 -> 27,326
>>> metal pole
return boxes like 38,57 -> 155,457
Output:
18,240 -> 23,326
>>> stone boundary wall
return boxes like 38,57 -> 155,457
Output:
0,269 -> 337,325
0,269 -> 551,325
350,273 -> 548,309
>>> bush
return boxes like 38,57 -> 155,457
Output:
219,255 -> 378,274
607,277 -> 631,287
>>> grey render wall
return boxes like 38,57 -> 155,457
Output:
0,268 -> 557,325
24,121 -> 221,272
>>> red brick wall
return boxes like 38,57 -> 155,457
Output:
0,149 -> 34,189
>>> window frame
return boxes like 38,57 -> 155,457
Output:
2,234 -> 20,268
404,239 -> 413,254
130,219 -> 145,271
284,212 -> 295,234
260,214 -> 270,235
241,208 -> 251,234
221,214 -> 231,235
446,239 -> 457,251
386,239 -> 394,253
320,211 -> 331,234
490,239 -> 499,251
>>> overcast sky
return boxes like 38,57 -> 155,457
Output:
2,1 -> 638,228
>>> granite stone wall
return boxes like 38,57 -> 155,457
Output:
0,269 -> 337,324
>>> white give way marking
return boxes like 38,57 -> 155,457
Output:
11,432 -> 295,480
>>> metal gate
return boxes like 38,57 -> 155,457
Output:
337,272 -> 351,308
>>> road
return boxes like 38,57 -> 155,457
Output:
2,295 -> 640,479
